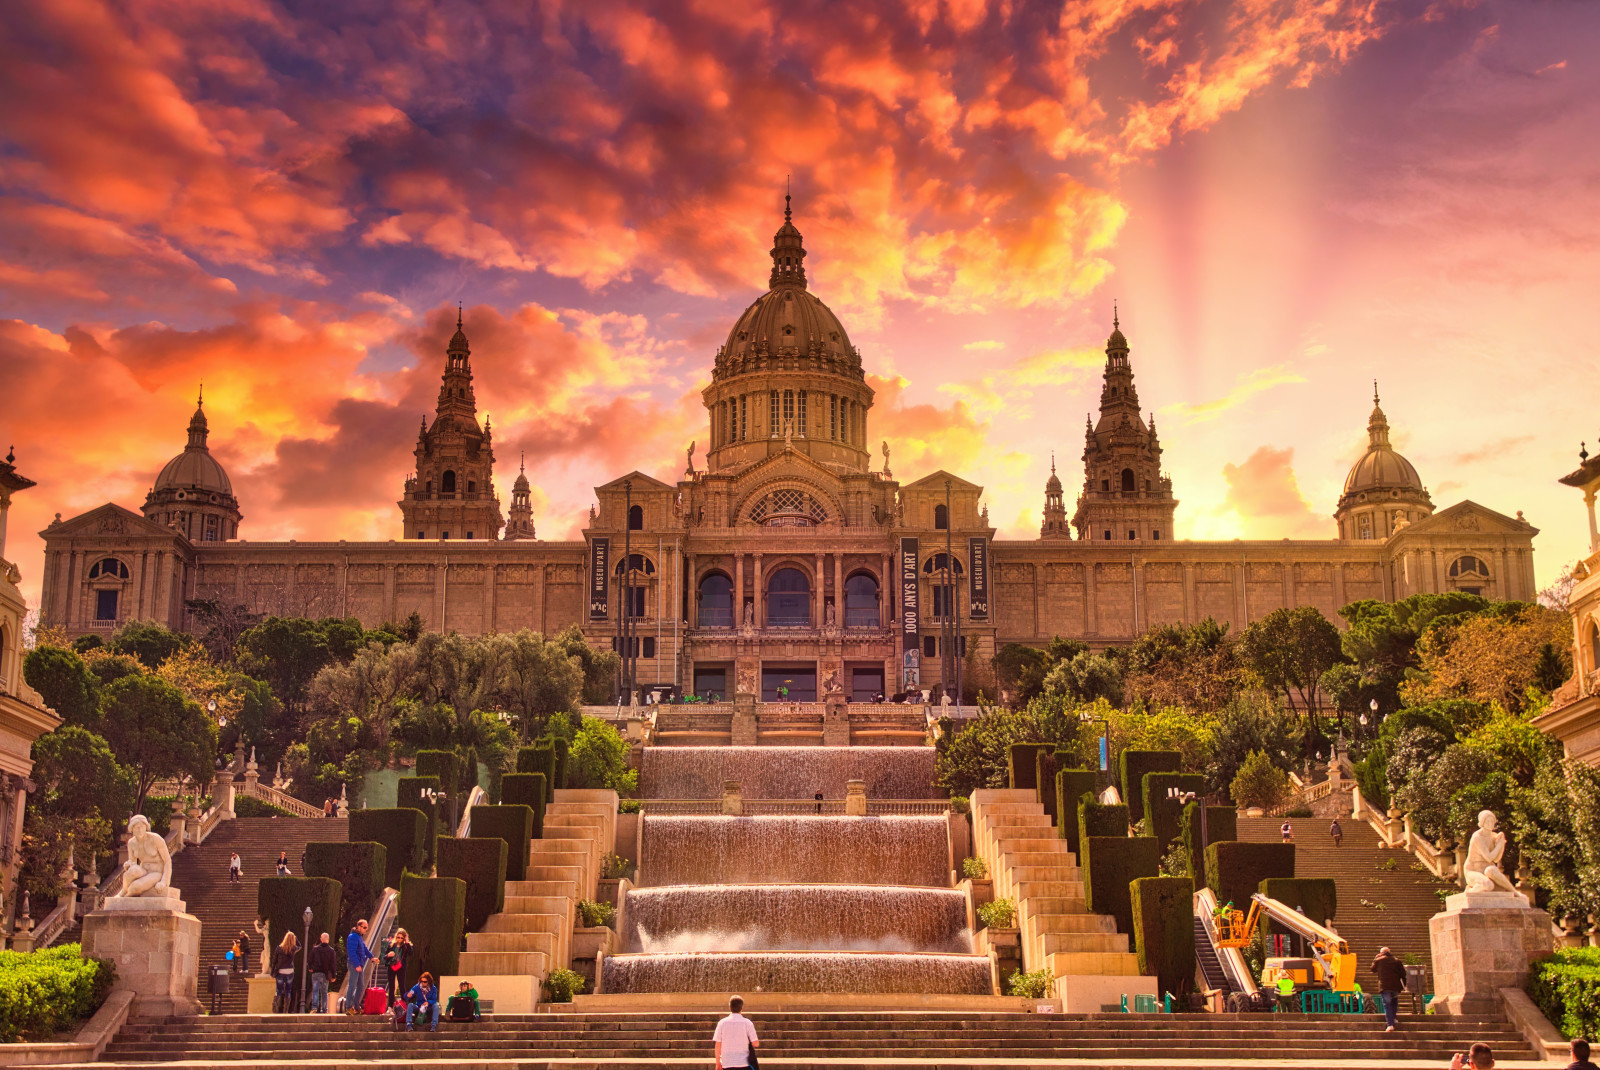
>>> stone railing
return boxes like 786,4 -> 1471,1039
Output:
1352,786 -> 1460,883
239,778 -> 325,819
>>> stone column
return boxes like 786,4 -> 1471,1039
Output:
815,551 -> 825,628
1085,562 -> 1098,636
833,553 -> 844,623
1333,562 -> 1346,609
753,554 -> 764,629
1181,563 -> 1195,625
879,553 -> 891,625
483,562 -> 496,630
734,552 -> 744,626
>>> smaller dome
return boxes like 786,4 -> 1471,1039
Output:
1342,390 -> 1425,496
1107,327 -> 1127,350
153,400 -> 233,494
513,470 -> 530,491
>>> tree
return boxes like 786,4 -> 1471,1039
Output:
108,620 -> 193,670
1401,604 -> 1573,714
1042,651 -> 1125,706
1538,565 -> 1577,612
552,624 -> 620,705
237,617 -> 336,717
486,630 -> 583,740
29,725 -> 136,823
1206,694 -> 1301,798
1230,749 -> 1289,809
933,695 -> 1088,797
1123,618 -> 1251,713
567,716 -> 638,794
22,645 -> 101,727
1240,607 -> 1343,714
183,598 -> 265,662
98,675 -> 217,807
1338,593 -> 1490,713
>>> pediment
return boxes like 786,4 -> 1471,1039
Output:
729,448 -> 846,500
594,471 -> 676,495
40,503 -> 180,541
1391,500 -> 1537,539
899,470 -> 984,494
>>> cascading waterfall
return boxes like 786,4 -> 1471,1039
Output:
639,746 -> 941,800
637,815 -> 950,888
601,951 -> 993,996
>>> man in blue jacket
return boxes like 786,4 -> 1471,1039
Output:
343,919 -> 373,1012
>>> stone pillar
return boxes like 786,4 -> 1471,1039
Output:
218,777 -> 236,819
879,553 -> 891,626
1429,891 -> 1553,1016
1085,562 -> 1098,636
823,689 -> 850,746
721,781 -> 742,816
833,553 -> 844,622
1181,563 -> 1195,625
81,893 -> 203,1017
844,780 -> 867,816
1333,562 -> 1346,610
734,552 -> 744,626
814,551 -> 825,628
753,554 -> 764,629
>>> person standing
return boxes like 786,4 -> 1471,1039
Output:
276,850 -> 291,876
1329,819 -> 1344,847
712,994 -> 760,1069
232,930 -> 251,976
1566,1039 -> 1598,1070
272,932 -> 299,1013
1280,820 -> 1293,843
323,797 -> 334,818
307,932 -> 337,1013
383,928 -> 413,999
228,853 -> 242,884
1370,945 -> 1407,1032
343,919 -> 373,1012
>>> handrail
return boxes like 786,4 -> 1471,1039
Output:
456,785 -> 487,837
1351,787 -> 1460,884
358,888 -> 400,992
32,900 -> 74,949
240,779 -> 326,819
1195,886 -> 1257,995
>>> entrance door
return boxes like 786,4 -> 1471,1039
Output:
761,666 -> 817,702
693,667 -> 728,702
850,667 -> 885,703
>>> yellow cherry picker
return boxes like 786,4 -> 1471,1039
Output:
1214,893 -> 1356,993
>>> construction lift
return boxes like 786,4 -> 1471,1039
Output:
1213,892 -> 1356,993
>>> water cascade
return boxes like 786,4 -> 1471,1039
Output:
601,951 -> 993,996
637,815 -> 949,888
639,746 -> 941,799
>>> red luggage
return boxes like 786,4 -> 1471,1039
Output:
362,986 -> 388,1015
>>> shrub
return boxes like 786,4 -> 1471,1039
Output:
569,715 -> 637,794
948,795 -> 970,815
1142,772 -> 1206,852
303,841 -> 387,940
543,966 -> 586,1003
577,899 -> 615,928
415,750 -> 463,796
961,856 -> 988,879
1230,750 -> 1290,809
1131,876 -> 1195,995
1006,967 -> 1055,998
396,874 -> 466,988
1285,807 -> 1314,818
977,898 -> 1016,929
469,804 -> 534,881
499,773 -> 548,837
1181,803 -> 1236,886
517,742 -> 556,802
349,808 -> 427,889
0,944 -> 113,1042
618,799 -> 641,814
600,852 -> 635,880
233,795 -> 295,818
1529,947 -> 1600,1040
1008,743 -> 1052,790
396,775 -> 443,867
1036,750 -> 1060,823
1119,750 -> 1181,825
552,737 -> 570,792
1056,769 -> 1100,853
1079,799 -> 1129,841
1082,832 -> 1161,935
436,836 -> 507,932
1260,877 -> 1337,928
257,876 -> 343,993
1205,841 -> 1295,911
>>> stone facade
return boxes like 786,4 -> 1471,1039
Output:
1533,450 -> 1600,765
35,206 -> 1539,702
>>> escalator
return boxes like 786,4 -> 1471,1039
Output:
1193,913 -> 1233,997
1194,887 -> 1258,1002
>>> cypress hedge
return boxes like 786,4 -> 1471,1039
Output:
396,874 -> 465,988
436,835 -> 508,932
1260,877 -> 1337,928
1035,750 -> 1060,824
1142,772 -> 1207,852
349,808 -> 427,889
1082,833 -> 1161,935
519,742 -> 557,801
1056,769 -> 1100,854
1007,743 -> 1051,791
1079,799 -> 1130,842
1205,841 -> 1295,912
470,804 -> 535,881
303,841 -> 387,940
397,776 -> 444,867
1131,875 -> 1195,995
515,745 -> 543,774
1119,750 -> 1181,826
552,737 -> 570,792
500,773 -> 548,838
415,750 -> 462,795
1181,804 -> 1238,884
257,876 -> 343,992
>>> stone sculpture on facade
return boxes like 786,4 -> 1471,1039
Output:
121,813 -> 173,897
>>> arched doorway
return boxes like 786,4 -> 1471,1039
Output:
844,572 -> 880,627
766,567 -> 811,627
697,572 -> 734,627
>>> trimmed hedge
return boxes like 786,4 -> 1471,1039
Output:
436,835 -> 508,932
397,776 -> 443,867
1035,750 -> 1060,824
1079,799 -> 1130,842
1083,833 -> 1161,935
470,804 -> 535,881
396,874 -> 466,988
552,737 -> 570,792
1260,877 -> 1338,928
1056,769 -> 1100,854
257,876 -> 343,992
349,808 -> 427,888
0,944 -> 113,1042
1181,803 -> 1237,886
415,750 -> 462,795
1205,840 -> 1295,912
1142,772 -> 1207,852
518,742 -> 557,802
1131,876 -> 1195,996
1529,947 -> 1600,1041
499,773 -> 548,838
303,840 -> 387,941
1007,743 -> 1051,791
1119,750 -> 1180,826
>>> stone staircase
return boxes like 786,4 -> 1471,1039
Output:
165,815 -> 348,1014
97,1008 -> 1540,1066
970,789 -> 1149,1010
1238,816 -> 1453,987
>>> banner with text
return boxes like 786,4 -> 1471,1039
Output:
900,537 -> 920,688
968,536 -> 990,620
589,537 -> 610,620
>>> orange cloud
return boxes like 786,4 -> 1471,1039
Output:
1220,446 -> 1332,539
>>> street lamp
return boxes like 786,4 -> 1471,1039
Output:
1168,786 -> 1207,866
299,905 -> 313,1013
1079,710 -> 1110,783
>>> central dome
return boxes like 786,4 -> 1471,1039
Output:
154,403 -> 234,495
721,286 -> 856,367
1342,395 -> 1424,495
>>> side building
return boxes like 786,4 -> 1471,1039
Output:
35,204 -> 1539,701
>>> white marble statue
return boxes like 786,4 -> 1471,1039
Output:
1464,810 -> 1528,903
253,916 -> 272,976
120,814 -> 173,898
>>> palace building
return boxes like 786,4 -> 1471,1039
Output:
34,203 -> 1539,702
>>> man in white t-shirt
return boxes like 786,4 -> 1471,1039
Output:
712,995 -> 759,1069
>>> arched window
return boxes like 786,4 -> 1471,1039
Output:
922,553 -> 963,618
1590,622 -> 1599,672
1448,555 -> 1490,595
697,572 -> 734,628
88,558 -> 129,580
613,553 -> 656,576
934,504 -> 949,530
628,504 -> 644,530
845,573 -> 880,628
766,567 -> 811,627
1121,468 -> 1136,493
441,470 -> 457,494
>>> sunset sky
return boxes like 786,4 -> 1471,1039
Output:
2,0 -> 1596,609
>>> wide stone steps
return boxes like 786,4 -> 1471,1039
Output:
165,815 -> 349,1014
97,1009 -> 1537,1065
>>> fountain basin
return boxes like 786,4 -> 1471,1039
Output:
600,950 -> 993,995
639,815 -> 950,887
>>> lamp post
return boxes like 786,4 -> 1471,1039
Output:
1168,786 -> 1206,862
298,905 -> 313,1013
1079,710 -> 1111,785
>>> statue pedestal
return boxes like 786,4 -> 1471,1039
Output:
246,975 -> 277,1013
80,894 -> 203,1018
1429,891 -> 1552,1016
823,691 -> 849,747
